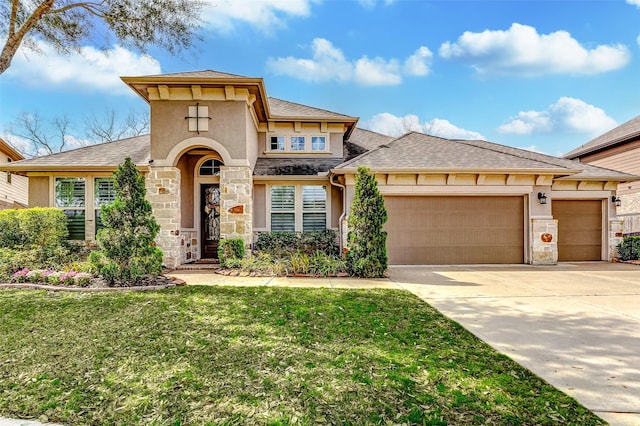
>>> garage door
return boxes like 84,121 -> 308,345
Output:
385,196 -> 524,265
552,200 -> 602,261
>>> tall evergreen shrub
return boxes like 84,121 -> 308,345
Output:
90,157 -> 162,284
346,166 -> 388,277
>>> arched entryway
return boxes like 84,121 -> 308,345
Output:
198,158 -> 224,259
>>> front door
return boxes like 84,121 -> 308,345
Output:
201,184 -> 220,259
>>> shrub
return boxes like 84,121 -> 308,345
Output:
255,230 -> 339,257
617,236 -> 640,261
346,166 -> 388,278
92,158 -> 163,285
0,208 -> 68,249
218,239 -> 246,268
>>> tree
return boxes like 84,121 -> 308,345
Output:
89,157 -> 162,285
0,0 -> 203,74
10,109 -> 149,157
346,166 -> 388,278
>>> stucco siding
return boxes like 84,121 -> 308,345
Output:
151,100 -> 248,161
28,176 -> 50,207
253,184 -> 266,230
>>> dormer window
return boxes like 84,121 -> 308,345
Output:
270,136 -> 285,151
267,135 -> 329,153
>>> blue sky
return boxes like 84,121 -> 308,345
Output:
2,0 -> 640,157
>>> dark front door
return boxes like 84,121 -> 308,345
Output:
201,184 -> 220,259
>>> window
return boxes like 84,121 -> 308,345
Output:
94,178 -> 116,236
199,159 -> 223,176
302,185 -> 327,231
270,186 -> 295,232
270,136 -> 285,151
267,135 -> 329,153
311,136 -> 326,151
270,185 -> 327,232
56,177 -> 85,240
291,136 -> 305,151
6,171 -> 10,184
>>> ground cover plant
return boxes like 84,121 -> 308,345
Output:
0,287 -> 604,425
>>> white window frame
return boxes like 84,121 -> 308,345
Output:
267,184 -> 329,232
269,136 -> 286,151
266,134 -> 330,153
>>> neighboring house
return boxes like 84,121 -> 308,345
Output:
1,70 -> 636,267
0,137 -> 27,210
564,115 -> 640,235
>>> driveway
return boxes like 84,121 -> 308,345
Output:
389,262 -> 640,426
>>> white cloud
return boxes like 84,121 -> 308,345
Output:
267,38 -> 430,86
627,0 -> 640,7
361,112 -> 485,140
1,133 -> 33,156
202,0 -> 312,34
403,46 -> 433,76
439,23 -> 630,76
637,33 -> 640,46
354,57 -> 402,86
357,0 -> 396,9
6,41 -> 161,95
498,97 -> 617,136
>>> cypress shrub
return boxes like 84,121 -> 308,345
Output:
346,166 -> 388,278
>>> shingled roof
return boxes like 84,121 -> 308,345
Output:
335,132 -> 636,181
564,115 -> 640,159
0,135 -> 150,172
124,70 -> 251,79
268,97 -> 356,120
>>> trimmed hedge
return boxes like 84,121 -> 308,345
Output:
617,236 -> 640,261
0,208 -> 68,249
254,230 -> 339,257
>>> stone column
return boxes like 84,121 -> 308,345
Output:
609,219 -> 624,260
146,167 -> 181,268
219,166 -> 253,250
531,218 -> 558,265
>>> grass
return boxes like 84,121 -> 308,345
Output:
0,286 -> 604,425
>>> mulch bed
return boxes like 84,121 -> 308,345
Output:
0,275 -> 183,292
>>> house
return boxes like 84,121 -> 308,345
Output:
0,137 -> 27,210
1,70 -> 636,267
564,115 -> 640,235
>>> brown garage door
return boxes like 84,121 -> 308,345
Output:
384,196 -> 524,265
552,200 -> 602,261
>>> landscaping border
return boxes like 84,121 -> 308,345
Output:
0,283 -> 176,292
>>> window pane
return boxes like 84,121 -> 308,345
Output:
94,178 -> 116,207
291,136 -> 305,151
311,136 -> 326,151
199,159 -> 223,176
270,136 -> 285,151
303,213 -> 326,232
64,210 -> 85,240
271,186 -> 295,210
56,178 -> 85,207
302,185 -> 326,210
271,213 -> 295,232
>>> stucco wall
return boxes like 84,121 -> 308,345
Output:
150,100 -> 249,162
28,176 -> 50,207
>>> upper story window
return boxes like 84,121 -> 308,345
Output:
267,135 -> 329,153
199,159 -> 224,176
270,136 -> 285,151
311,136 -> 326,151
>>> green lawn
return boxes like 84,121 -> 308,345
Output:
0,286 -> 604,425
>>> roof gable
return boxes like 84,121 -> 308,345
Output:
0,138 -> 24,161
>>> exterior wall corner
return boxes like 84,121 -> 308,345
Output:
609,218 -> 624,260
530,218 -> 558,265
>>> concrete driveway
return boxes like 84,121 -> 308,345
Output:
389,262 -> 640,426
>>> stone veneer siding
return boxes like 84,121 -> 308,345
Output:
146,166 -> 182,268
219,166 -> 253,249
609,219 -> 624,259
530,218 -> 558,265
618,192 -> 640,234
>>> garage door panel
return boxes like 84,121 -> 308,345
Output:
552,200 -> 602,262
385,196 -> 524,265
